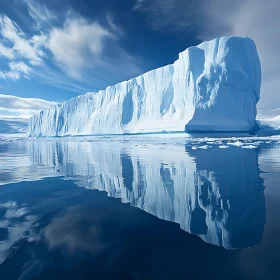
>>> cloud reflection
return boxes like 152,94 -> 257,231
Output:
44,206 -> 107,255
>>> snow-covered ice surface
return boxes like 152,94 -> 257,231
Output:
27,36 -> 261,137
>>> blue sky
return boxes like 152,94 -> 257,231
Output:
0,0 -> 201,103
0,0 -> 279,112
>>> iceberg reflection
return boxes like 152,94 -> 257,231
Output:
29,141 -> 266,249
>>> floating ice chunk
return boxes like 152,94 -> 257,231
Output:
227,141 -> 244,147
219,145 -> 229,149
198,145 -> 210,149
242,145 -> 258,149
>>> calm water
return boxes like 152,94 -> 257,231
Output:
0,136 -> 280,280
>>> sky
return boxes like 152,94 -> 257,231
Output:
0,0 -> 279,119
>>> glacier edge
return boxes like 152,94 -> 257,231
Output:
27,36 -> 261,137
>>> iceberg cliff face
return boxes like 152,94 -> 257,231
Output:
27,36 -> 261,136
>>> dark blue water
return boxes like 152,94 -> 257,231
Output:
0,137 -> 279,280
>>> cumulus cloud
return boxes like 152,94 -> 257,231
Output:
48,18 -> 114,78
46,16 -> 143,83
0,93 -> 57,119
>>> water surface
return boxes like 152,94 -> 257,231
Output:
0,136 -> 279,279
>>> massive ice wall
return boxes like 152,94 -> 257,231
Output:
27,36 -> 261,136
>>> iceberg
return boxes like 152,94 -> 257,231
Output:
27,36 -> 261,137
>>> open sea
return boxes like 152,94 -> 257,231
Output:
0,134 -> 279,280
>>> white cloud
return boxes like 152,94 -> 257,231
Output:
22,0 -> 57,28
46,16 -> 143,83
0,14 -> 87,89
0,71 -> 20,81
0,6 -> 144,93
0,15 -> 45,65
47,18 -> 114,78
0,93 -> 57,119
0,61 -> 32,81
0,14 -> 47,82
0,13 -> 88,88
0,43 -> 15,60
9,61 -> 31,75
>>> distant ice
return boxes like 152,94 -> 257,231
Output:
198,145 -> 209,149
242,145 -> 258,149
227,141 -> 244,147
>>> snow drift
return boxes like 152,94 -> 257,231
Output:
27,36 -> 261,137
